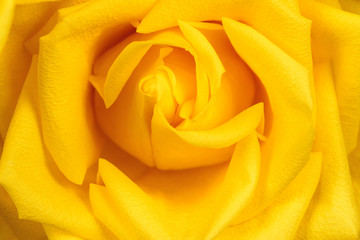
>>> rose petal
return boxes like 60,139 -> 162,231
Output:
43,225 -> 87,240
0,0 -> 14,54
0,186 -> 47,240
15,0 -> 60,4
151,103 -> 263,169
96,29 -> 210,108
38,0 -> 157,184
137,0 -> 312,68
300,0 -> 360,154
339,0 -> 360,14
94,26 -> 247,168
0,215 -> 17,240
90,132 -> 260,239
95,46 -> 175,167
217,152 -> 322,240
0,2 -> 57,143
349,142 -> 360,214
296,61 -> 360,239
99,138 -> 150,181
0,57 -> 111,240
223,18 -> 314,222
178,20 -> 224,96
176,22 -> 255,130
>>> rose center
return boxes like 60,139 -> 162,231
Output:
91,24 -> 258,170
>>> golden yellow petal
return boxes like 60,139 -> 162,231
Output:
0,57 -> 110,240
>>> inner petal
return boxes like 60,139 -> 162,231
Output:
92,22 -> 261,170
95,46 -> 171,167
176,22 -> 256,130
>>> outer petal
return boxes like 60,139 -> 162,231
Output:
296,62 -> 360,239
90,133 -> 261,239
43,225 -> 85,240
38,0 -> 157,184
137,0 -> 312,69
339,0 -> 360,14
0,186 -> 47,240
16,0 -> 60,4
217,153 -> 322,240
0,0 -> 14,54
300,0 -> 360,153
0,215 -> 17,240
0,57 -> 113,240
349,138 -> 360,213
222,18 -> 314,222
0,2 -> 58,143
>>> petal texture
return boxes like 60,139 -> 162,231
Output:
223,18 -> 314,223
0,57 -> 113,240
91,133 -> 261,239
38,0 -> 157,184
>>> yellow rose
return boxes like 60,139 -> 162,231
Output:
0,0 -> 360,239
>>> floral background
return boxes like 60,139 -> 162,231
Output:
0,0 -> 359,239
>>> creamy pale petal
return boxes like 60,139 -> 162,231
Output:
217,153 -> 322,240
91,133 -> 260,239
137,0 -> 312,69
0,2 -> 57,143
296,62 -> 360,239
223,18 -> 314,222
0,57 -> 110,240
151,103 -> 263,169
300,0 -> 360,154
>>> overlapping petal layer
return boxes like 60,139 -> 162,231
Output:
0,57 -> 114,240
223,18 -> 314,223
0,186 -> 47,240
90,132 -> 261,239
0,0 -> 359,239
37,0 -> 157,184
0,1 -> 58,142
296,61 -> 360,240
0,0 -> 14,54
93,20 -> 259,170
300,0 -> 360,154
217,153 -> 322,240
